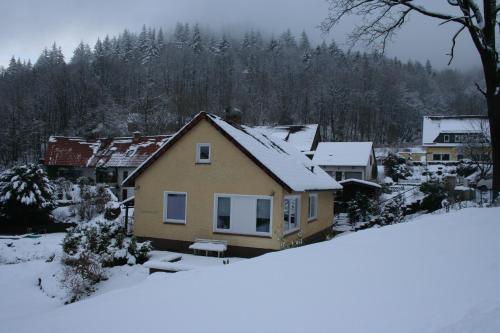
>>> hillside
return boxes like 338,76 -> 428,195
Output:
3,207 -> 500,333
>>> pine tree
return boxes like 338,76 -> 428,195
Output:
0,164 -> 55,225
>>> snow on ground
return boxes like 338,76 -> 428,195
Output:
0,233 -> 63,264
0,232 -> 245,326
3,207 -> 499,333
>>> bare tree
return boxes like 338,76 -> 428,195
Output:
322,0 -> 499,192
459,118 -> 492,180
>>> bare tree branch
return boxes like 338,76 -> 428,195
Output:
447,25 -> 466,65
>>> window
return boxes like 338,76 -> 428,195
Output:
432,154 -> 441,161
283,196 -> 300,234
122,189 -> 128,201
345,171 -> 362,180
214,194 -> 272,236
308,193 -> 318,221
335,172 -> 343,181
196,143 -> 211,163
444,134 -> 450,143
457,154 -> 464,161
123,170 -> 128,181
216,197 -> 231,230
442,154 -> 450,161
163,192 -> 187,224
256,199 -> 271,232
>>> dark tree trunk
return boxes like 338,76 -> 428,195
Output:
487,93 -> 500,192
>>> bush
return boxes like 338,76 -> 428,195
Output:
347,193 -> 378,225
0,164 -> 55,225
61,219 -> 152,301
383,153 -> 412,182
456,162 -> 477,177
74,184 -> 112,221
420,182 -> 446,212
372,197 -> 404,226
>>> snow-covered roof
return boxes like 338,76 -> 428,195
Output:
44,135 -> 171,168
339,178 -> 381,189
422,115 -> 489,145
312,142 -> 373,167
124,112 -> 341,192
252,124 -> 319,152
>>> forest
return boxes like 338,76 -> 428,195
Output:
0,23 -> 486,167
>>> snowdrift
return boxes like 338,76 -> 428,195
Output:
5,207 -> 500,333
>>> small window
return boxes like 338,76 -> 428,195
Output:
216,196 -> 231,229
432,154 -> 441,161
457,154 -> 464,161
335,172 -> 343,181
163,192 -> 187,223
196,143 -> 211,163
256,199 -> 271,232
123,170 -> 129,181
442,154 -> 450,161
308,193 -> 318,221
444,134 -> 450,143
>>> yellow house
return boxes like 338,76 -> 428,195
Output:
123,112 -> 342,257
422,115 -> 489,163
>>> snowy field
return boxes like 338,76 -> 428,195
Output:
2,207 -> 500,333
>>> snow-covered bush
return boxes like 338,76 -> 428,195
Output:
61,219 -> 152,302
73,184 -> 112,221
0,164 -> 55,225
383,153 -> 412,182
372,197 -> 404,226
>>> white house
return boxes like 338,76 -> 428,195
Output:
312,142 -> 377,181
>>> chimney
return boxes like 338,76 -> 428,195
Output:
133,131 -> 141,141
224,106 -> 243,124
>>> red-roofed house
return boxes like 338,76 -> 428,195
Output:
44,133 -> 171,200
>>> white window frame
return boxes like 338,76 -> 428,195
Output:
196,143 -> 211,163
213,193 -> 273,237
163,191 -> 187,224
308,192 -> 318,222
443,134 -> 450,143
283,195 -> 301,235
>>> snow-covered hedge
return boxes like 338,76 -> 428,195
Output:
0,164 -> 55,224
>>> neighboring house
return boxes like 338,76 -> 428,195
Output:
312,142 -> 378,182
422,115 -> 490,162
44,133 -> 171,200
253,124 -> 320,156
123,112 -> 341,257
397,147 -> 427,163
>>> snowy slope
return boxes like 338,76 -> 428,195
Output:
4,207 -> 500,333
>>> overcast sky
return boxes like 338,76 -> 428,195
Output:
0,0 -> 480,70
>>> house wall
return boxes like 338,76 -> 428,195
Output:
425,146 -> 459,162
133,119 -> 335,253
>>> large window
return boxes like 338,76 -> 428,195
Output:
283,196 -> 300,234
163,192 -> 187,224
308,193 -> 318,221
196,143 -> 211,163
344,171 -> 362,180
214,194 -> 272,236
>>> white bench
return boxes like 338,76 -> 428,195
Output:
189,239 -> 228,257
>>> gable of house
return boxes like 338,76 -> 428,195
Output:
125,113 -> 340,192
